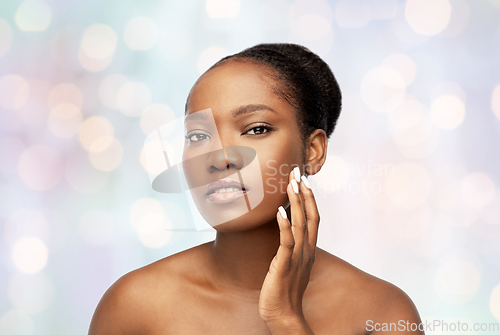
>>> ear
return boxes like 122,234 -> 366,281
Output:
304,129 -> 328,176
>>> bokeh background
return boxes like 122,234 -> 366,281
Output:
1,0 -> 500,333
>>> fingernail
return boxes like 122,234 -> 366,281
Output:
278,206 -> 287,219
301,175 -> 311,189
291,179 -> 299,194
293,166 -> 300,182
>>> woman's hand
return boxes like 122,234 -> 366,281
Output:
259,167 -> 319,334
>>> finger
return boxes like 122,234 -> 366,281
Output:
275,206 -> 294,271
300,175 -> 320,251
294,167 -> 309,251
288,169 -> 306,254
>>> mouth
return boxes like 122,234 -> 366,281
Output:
205,177 -> 249,204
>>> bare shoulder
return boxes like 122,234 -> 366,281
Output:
88,242 -> 213,335
310,248 -> 423,334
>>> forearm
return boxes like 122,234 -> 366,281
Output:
265,315 -> 315,335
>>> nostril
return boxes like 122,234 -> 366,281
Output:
205,148 -> 231,172
205,147 -> 249,173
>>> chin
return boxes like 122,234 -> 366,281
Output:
194,193 -> 286,233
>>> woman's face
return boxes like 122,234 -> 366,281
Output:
182,60 -> 304,232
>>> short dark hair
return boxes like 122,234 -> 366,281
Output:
196,43 -> 342,142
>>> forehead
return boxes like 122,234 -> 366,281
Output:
186,60 -> 286,115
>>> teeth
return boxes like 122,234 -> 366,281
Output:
213,187 -> 242,194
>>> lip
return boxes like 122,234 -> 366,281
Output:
205,177 -> 249,204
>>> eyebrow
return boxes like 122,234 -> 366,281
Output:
184,111 -> 208,122
185,104 -> 278,122
231,104 -> 278,118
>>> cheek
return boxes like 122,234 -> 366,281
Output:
258,141 -> 302,195
182,150 -> 205,190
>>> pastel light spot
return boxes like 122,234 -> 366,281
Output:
78,24 -> 116,71
136,213 -> 172,248
386,162 -> 432,208
405,0 -> 451,36
12,236 -> 48,274
78,116 -> 114,151
289,14 -> 334,57
435,257 -> 481,304
490,283 -> 500,322
4,210 -> 49,248
99,74 -> 129,109
441,0 -> 470,37
15,0 -> 51,32
430,95 -> 466,130
48,103 -> 82,138
124,17 -> 158,50
80,24 -> 117,59
206,0 -> 240,18
382,53 -> 417,86
460,172 -> 495,209
197,46 -> 227,75
388,98 -> 432,146
78,47 -> 113,72
140,104 -> 176,136
361,67 -> 406,113
0,18 -> 12,57
48,83 -> 83,109
88,137 -> 124,171
129,198 -> 164,229
116,81 -> 152,117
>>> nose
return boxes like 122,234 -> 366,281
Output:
206,146 -> 245,174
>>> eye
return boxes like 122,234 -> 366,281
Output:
185,132 -> 210,143
245,124 -> 272,136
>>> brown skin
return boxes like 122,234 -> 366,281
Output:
89,61 -> 424,334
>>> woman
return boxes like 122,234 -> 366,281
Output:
89,43 -> 424,334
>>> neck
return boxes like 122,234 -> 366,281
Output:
209,217 -> 283,291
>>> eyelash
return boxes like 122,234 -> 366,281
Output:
185,132 -> 209,143
185,124 -> 273,144
244,124 -> 273,136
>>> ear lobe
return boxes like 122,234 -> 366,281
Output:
304,129 -> 328,176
